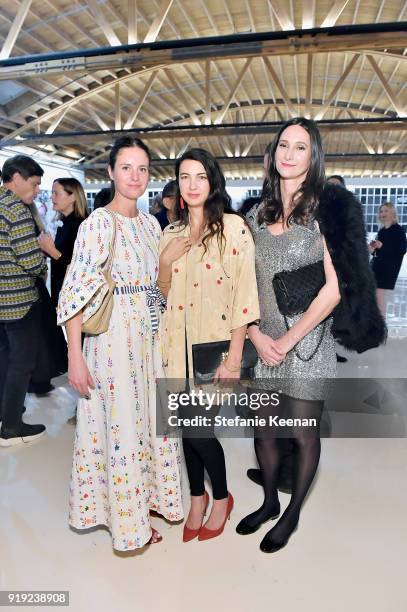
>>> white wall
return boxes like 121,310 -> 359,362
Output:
0,146 -> 84,189
1,146 -> 85,233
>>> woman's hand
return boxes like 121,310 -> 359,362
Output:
160,237 -> 191,266
251,329 -> 286,366
369,239 -> 382,253
38,232 -> 59,258
273,333 -> 295,357
213,361 -> 241,383
68,353 -> 95,398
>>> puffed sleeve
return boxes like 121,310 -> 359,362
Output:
230,222 -> 260,329
57,209 -> 113,325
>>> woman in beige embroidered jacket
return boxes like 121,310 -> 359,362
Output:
159,148 -> 259,542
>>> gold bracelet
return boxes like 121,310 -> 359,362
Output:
157,276 -> 171,287
221,352 -> 241,373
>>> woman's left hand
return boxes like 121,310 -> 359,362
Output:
272,334 -> 295,359
38,232 -> 56,256
213,362 -> 240,384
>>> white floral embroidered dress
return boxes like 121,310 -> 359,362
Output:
58,208 -> 183,551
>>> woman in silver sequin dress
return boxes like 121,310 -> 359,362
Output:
236,118 -> 341,553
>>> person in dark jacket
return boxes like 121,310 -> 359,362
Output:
326,174 -> 348,363
29,178 -> 88,395
38,178 -> 88,308
154,180 -> 178,230
93,187 -> 113,210
369,202 -> 407,316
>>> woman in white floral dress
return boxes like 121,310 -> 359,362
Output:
57,137 -> 183,551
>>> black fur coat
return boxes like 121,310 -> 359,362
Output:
316,183 -> 387,353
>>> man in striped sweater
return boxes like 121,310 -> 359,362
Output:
0,155 -> 48,447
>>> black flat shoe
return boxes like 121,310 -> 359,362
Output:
236,504 -> 281,535
259,523 -> 298,553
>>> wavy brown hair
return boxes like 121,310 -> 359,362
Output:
174,148 -> 238,255
259,117 -> 325,227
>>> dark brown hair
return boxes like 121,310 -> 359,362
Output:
174,148 -> 237,255
259,117 -> 325,227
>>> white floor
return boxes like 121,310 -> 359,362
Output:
1,333 -> 407,611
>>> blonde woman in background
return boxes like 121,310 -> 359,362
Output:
369,202 -> 407,316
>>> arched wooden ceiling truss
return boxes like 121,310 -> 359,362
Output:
0,0 -> 406,180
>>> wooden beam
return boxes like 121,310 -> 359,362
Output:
86,0 -> 122,46
314,54 -> 360,120
305,53 -> 313,117
178,137 -> 193,158
2,27 -> 406,81
263,56 -> 296,117
268,0 -> 295,30
84,104 -> 110,131
242,107 -> 272,156
45,108 -> 68,135
144,0 -> 174,43
347,110 -> 375,154
215,58 -> 253,124
164,68 -> 201,126
0,0 -> 33,60
115,83 -> 121,130
205,59 -> 211,125
387,134 -> 405,154
320,0 -> 352,28
18,119 -> 407,148
219,141 -> 234,158
366,54 -> 407,117
128,0 -> 138,44
234,110 -> 241,157
169,138 -> 176,159
302,0 -> 316,29
123,71 -> 158,129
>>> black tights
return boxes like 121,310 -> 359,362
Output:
246,392 -> 322,545
182,436 -> 228,500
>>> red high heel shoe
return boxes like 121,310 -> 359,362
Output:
183,491 -> 210,543
198,493 -> 234,541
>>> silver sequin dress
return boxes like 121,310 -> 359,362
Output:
246,204 -> 337,401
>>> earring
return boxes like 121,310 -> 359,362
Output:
180,196 -> 185,210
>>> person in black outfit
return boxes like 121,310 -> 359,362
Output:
326,175 -> 349,363
238,196 -> 262,216
369,202 -> 407,316
93,187 -> 113,210
32,178 -> 88,395
154,180 -> 178,230
38,178 -> 88,308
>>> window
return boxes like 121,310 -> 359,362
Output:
353,186 -> 407,233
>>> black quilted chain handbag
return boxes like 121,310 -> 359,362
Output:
272,260 -> 327,362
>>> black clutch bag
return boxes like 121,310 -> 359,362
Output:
192,339 -> 258,385
272,260 -> 325,316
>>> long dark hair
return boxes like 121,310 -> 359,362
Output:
174,148 -> 236,254
259,117 -> 325,226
